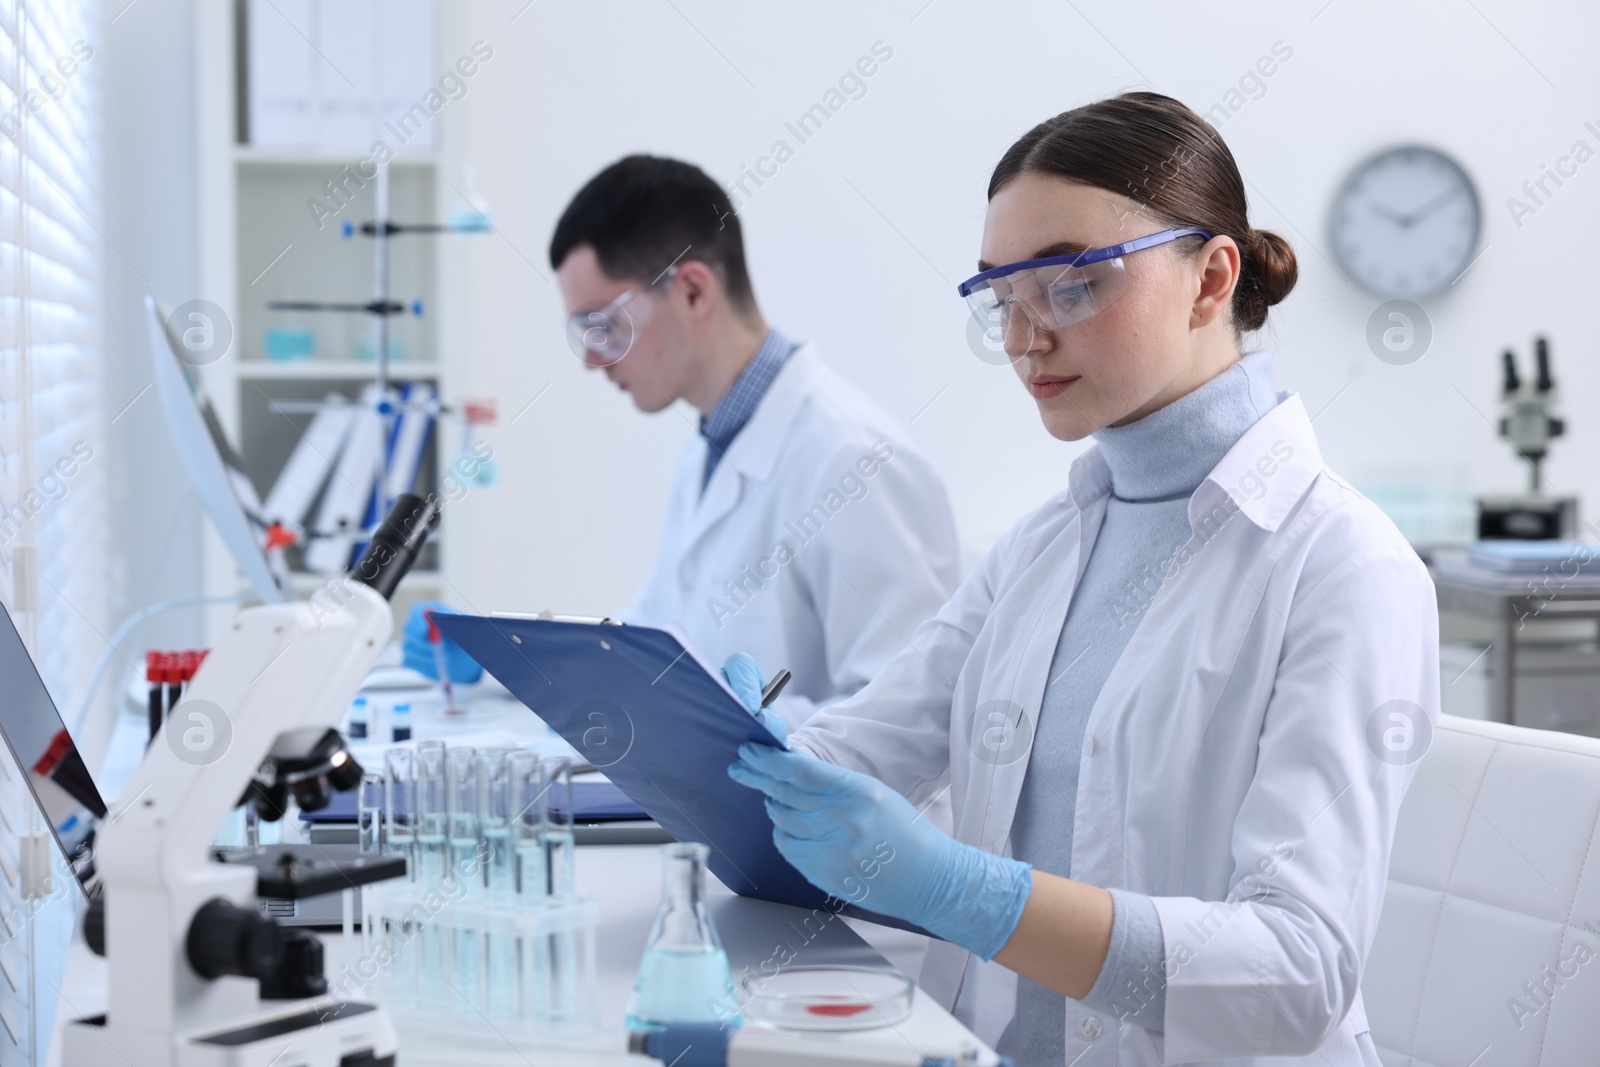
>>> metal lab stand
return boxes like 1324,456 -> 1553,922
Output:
1430,550 -> 1600,726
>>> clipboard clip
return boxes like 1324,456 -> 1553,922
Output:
490,611 -> 625,626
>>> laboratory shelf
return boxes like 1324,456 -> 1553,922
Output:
236,359 -> 440,379
233,147 -> 441,168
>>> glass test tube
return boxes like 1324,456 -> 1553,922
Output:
447,746 -> 481,882
447,745 -> 483,1008
382,747 -> 417,1005
510,751 -> 547,1019
384,747 -> 417,872
358,772 -> 385,854
543,756 -> 579,1021
478,749 -> 515,899
542,756 -> 575,901
415,741 -> 449,883
510,751 -> 547,901
479,749 -> 517,1016
416,741 -> 450,1004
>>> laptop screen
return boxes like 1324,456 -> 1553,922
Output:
0,601 -> 106,898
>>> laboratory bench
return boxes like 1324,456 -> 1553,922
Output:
55,680 -> 995,1064
48,843 -> 989,1065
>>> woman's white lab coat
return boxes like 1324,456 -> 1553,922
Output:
792,389 -> 1440,1065
627,343 -> 960,730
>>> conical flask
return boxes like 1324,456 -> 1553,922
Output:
625,842 -> 741,1029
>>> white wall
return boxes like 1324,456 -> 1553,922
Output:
442,0 -> 1600,615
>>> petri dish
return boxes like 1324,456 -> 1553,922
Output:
742,965 -> 914,1031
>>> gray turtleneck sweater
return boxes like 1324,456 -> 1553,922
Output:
1001,352 -> 1279,1059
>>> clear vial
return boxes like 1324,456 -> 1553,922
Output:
415,740 -> 449,884
348,696 -> 369,739
358,772 -> 384,853
391,702 -> 412,742
542,757 -> 576,902
625,842 -> 740,1030
478,749 -> 515,900
414,741 -> 450,1003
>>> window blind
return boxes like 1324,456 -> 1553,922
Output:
0,0 -> 104,726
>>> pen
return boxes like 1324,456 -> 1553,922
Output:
760,669 -> 791,709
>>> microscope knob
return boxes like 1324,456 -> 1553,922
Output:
260,928 -> 329,1000
186,898 -> 286,981
83,897 -> 106,957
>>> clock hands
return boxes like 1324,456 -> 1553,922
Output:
1367,202 -> 1408,224
1368,185 -> 1462,229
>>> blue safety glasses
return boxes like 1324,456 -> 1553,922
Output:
958,227 -> 1211,347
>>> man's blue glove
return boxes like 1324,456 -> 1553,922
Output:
402,601 -> 484,685
728,743 -> 1032,959
719,653 -> 787,747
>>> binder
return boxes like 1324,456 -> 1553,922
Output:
434,613 -> 932,936
262,392 -> 358,528
305,384 -> 384,572
383,380 -> 436,501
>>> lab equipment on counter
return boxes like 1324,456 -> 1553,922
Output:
627,842 -> 740,1030
359,742 -> 603,1044
62,493 -> 442,1067
1478,337 -> 1578,540
1466,539 -> 1600,574
434,613 -> 933,935
348,695 -> 369,739
1431,548 -> 1600,734
629,1022 -> 1010,1066
741,966 -> 914,1031
391,701 -> 412,741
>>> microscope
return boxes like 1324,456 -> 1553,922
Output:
1477,337 -> 1578,540
62,494 -> 440,1067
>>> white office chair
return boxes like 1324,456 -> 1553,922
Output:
1364,714 -> 1600,1066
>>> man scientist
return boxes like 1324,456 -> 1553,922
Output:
406,154 -> 959,730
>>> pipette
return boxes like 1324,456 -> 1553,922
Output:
424,608 -> 462,715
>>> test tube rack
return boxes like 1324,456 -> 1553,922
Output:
346,742 -> 606,1048
360,879 -> 601,1038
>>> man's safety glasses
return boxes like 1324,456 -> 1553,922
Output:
957,228 -> 1211,351
565,265 -> 679,366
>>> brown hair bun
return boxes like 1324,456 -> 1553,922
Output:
1236,229 -> 1298,332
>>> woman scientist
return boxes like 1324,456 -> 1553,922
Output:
727,91 -> 1438,1065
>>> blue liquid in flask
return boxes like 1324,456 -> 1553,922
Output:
625,842 -> 741,1029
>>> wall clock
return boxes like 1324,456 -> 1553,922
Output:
1330,145 -> 1480,299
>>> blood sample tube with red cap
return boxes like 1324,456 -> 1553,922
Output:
146,651 -> 163,745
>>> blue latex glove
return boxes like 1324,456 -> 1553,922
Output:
719,652 -> 788,747
728,744 -> 1032,959
402,601 -> 484,685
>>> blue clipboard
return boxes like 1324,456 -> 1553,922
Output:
434,614 -> 930,935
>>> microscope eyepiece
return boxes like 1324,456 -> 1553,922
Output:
350,492 -> 440,600
1501,349 -> 1520,395
1535,336 -> 1554,393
